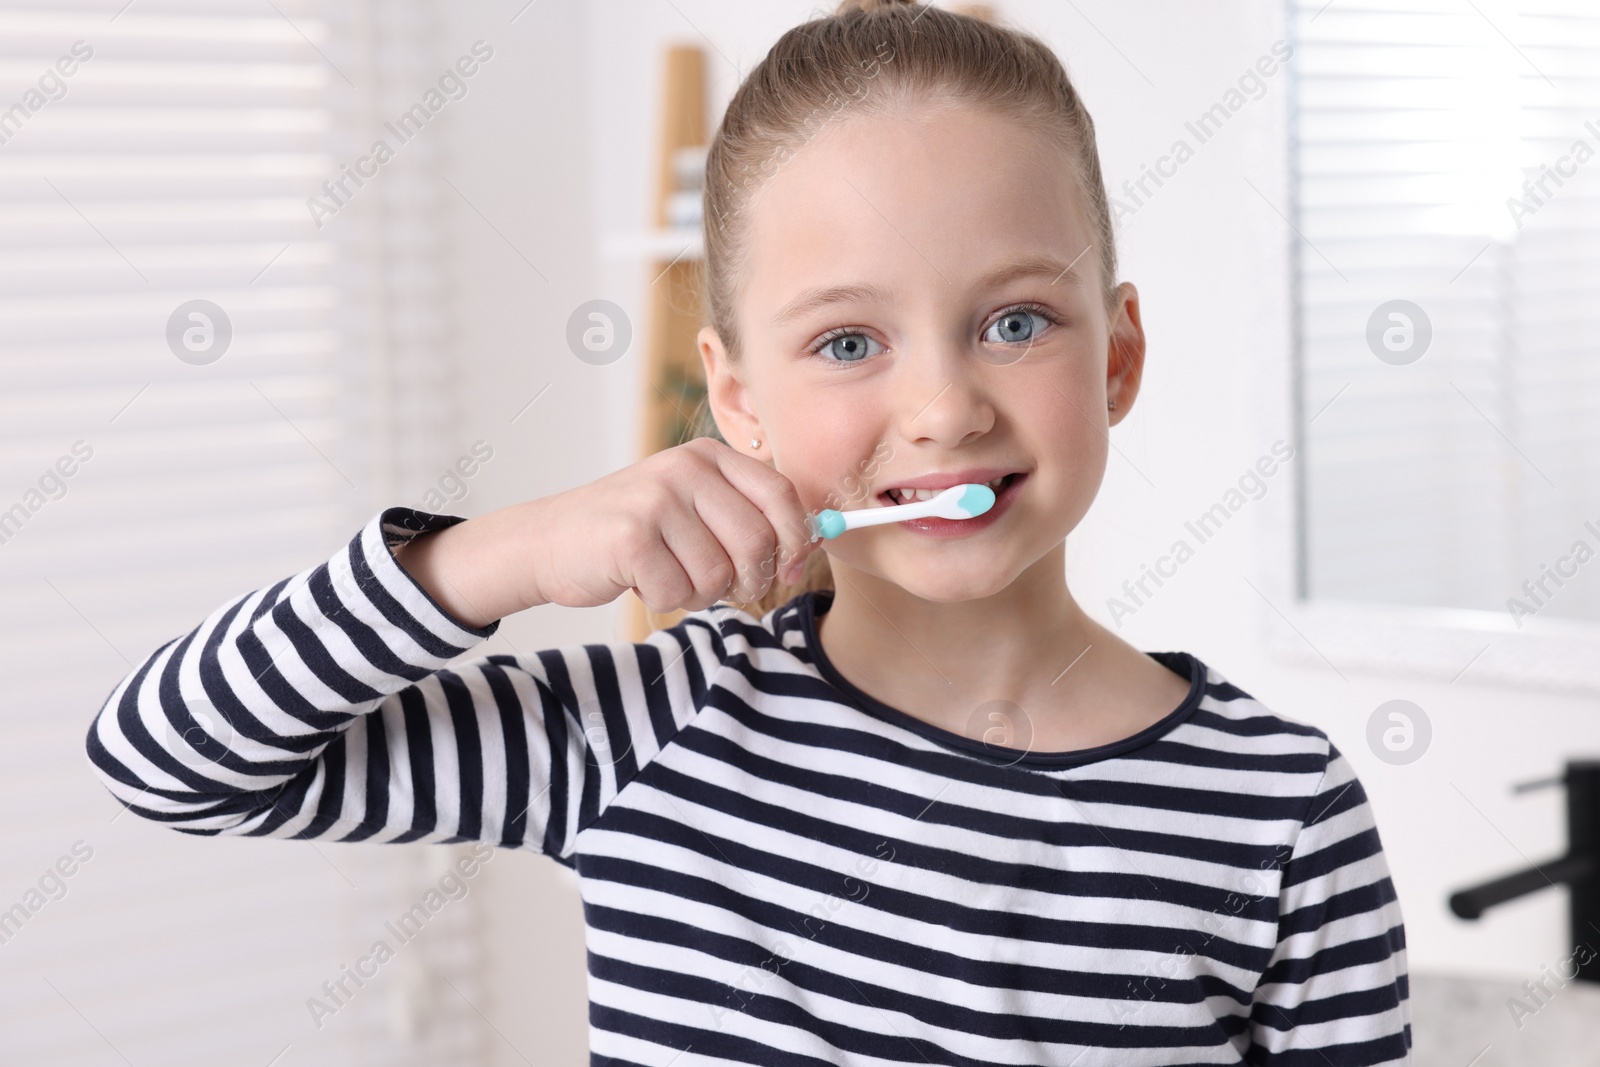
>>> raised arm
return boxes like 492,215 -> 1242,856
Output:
87,439 -> 815,856
83,505 -> 730,860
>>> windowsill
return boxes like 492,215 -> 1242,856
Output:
1259,593 -> 1600,694
1249,265 -> 1600,695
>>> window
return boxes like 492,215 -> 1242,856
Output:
1286,0 -> 1600,686
0,3 -> 480,1062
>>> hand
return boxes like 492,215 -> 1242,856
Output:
527,437 -> 819,614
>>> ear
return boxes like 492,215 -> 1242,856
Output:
697,325 -> 762,450
1105,281 -> 1147,426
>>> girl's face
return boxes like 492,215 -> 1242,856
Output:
702,99 -> 1146,603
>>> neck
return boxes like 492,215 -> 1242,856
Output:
816,542 -> 1094,708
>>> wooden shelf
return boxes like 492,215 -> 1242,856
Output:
620,44 -> 711,643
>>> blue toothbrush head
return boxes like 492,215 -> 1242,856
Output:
955,482 -> 996,516
812,509 -> 847,540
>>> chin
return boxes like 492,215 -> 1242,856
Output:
881,565 -> 1015,604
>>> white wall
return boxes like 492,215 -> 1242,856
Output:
440,2 -> 1600,1061
435,1 -> 606,1063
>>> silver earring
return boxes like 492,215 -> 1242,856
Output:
1107,399 -> 1116,411
750,437 -> 761,449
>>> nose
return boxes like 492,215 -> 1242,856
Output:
895,336 -> 996,449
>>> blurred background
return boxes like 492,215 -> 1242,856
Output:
3,0 -> 1599,1063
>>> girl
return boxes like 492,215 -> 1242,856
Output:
86,1 -> 1410,1063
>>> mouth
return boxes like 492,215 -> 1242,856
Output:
873,470 -> 1028,538
879,471 -> 1023,506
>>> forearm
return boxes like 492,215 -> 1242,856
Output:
392,498 -> 548,629
85,506 -> 501,833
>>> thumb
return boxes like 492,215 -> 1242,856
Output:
779,534 -> 818,585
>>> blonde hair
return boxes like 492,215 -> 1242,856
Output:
703,0 -> 1119,619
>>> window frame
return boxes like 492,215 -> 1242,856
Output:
1264,0 -> 1600,694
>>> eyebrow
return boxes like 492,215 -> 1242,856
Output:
769,254 -> 1085,327
974,253 -> 1086,291
771,283 -> 892,327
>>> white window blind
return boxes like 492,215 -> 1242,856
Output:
1292,0 -> 1600,627
0,3 -> 483,1064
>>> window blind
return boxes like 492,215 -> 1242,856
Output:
0,2 -> 484,1064
1292,0 -> 1600,627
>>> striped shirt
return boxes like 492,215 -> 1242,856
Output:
86,505 -> 1412,1065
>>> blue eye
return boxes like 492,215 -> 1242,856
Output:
816,332 -> 882,364
983,308 -> 1052,344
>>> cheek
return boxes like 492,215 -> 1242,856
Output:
1036,344 -> 1109,447
769,385 -> 885,509
1043,394 -> 1104,460
1051,414 -> 1111,518
1012,365 -> 1110,494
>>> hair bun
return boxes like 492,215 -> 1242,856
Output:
833,0 -> 919,14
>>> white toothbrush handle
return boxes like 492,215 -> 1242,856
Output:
839,499 -> 941,531
807,484 -> 993,540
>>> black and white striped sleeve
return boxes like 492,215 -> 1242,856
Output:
1248,745 -> 1412,1065
84,505 -> 727,862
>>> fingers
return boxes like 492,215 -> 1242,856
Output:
687,467 -> 787,602
706,440 -> 817,587
627,438 -> 820,614
630,518 -> 725,613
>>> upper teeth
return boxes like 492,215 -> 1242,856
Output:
889,476 -> 1008,503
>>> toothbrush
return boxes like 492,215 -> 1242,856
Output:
807,483 -> 996,541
